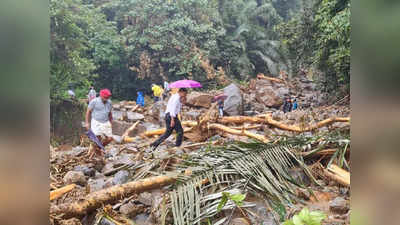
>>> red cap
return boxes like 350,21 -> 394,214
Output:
100,89 -> 112,98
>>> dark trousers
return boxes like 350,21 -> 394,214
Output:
151,113 -> 183,148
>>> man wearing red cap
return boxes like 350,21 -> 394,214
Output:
85,88 -> 113,158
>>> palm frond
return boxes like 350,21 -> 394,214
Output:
170,143 -> 315,225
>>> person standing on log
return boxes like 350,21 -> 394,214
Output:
150,88 -> 188,151
85,89 -> 114,158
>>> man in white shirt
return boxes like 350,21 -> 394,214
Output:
150,88 -> 187,150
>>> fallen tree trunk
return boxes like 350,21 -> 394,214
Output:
219,116 -> 350,132
122,121 -> 140,141
50,175 -> 176,219
326,164 -> 350,187
208,123 -> 269,143
50,184 -> 76,201
257,74 -> 285,83
142,121 -> 197,137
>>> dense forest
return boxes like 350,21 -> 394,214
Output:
50,0 -> 350,100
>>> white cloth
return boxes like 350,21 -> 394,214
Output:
68,90 -> 75,97
91,119 -> 112,137
165,93 -> 181,117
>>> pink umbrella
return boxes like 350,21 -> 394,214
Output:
168,80 -> 202,89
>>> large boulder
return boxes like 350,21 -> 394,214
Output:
255,79 -> 289,108
126,111 -> 144,121
63,171 -> 86,186
223,83 -> 243,116
148,101 -> 167,121
186,92 -> 214,108
112,120 -> 146,136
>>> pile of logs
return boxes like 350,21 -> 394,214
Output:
124,104 -> 350,144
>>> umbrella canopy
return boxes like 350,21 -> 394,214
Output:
86,130 -> 105,152
168,80 -> 202,89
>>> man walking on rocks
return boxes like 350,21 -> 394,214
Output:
150,88 -> 188,151
85,89 -> 114,158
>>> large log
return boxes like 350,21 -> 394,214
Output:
326,164 -> 350,187
219,116 -> 350,132
122,121 -> 140,141
257,73 -> 285,83
50,184 -> 76,201
208,123 -> 269,143
50,175 -> 176,219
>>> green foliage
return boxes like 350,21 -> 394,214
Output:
50,0 -> 349,101
275,0 -> 350,97
50,0 -> 121,99
283,207 -> 326,225
217,192 -> 246,212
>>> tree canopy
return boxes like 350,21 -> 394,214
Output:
50,0 -> 350,100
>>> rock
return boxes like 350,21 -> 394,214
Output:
184,111 -> 201,120
63,171 -> 87,186
112,110 -> 124,121
127,112 -> 144,121
120,201 -> 146,217
138,192 -> 153,206
112,120 -> 131,136
74,165 -> 96,177
288,168 -> 310,186
223,83 -> 243,116
329,197 -> 349,214
255,79 -> 289,108
244,111 -> 257,116
186,92 -> 214,108
88,178 -> 106,192
99,218 -> 116,225
112,170 -> 130,185
59,218 -> 82,225
229,218 -> 251,225
148,101 -> 167,121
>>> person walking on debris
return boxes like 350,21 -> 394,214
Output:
85,89 -> 114,158
212,94 -> 226,117
292,97 -> 298,110
282,96 -> 292,113
150,88 -> 188,151
136,91 -> 145,107
88,86 -> 96,103
151,84 -> 163,102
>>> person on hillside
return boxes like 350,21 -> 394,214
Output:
292,98 -> 298,110
136,91 -> 145,107
150,88 -> 188,151
282,96 -> 292,113
151,84 -> 163,102
68,88 -> 76,99
88,86 -> 96,103
85,89 -> 113,158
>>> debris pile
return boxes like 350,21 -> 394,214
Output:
51,76 -> 350,225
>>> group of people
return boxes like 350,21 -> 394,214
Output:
83,84 -> 299,159
282,96 -> 298,113
84,83 -> 191,158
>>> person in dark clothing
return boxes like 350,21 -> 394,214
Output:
282,97 -> 292,113
150,88 -> 188,150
